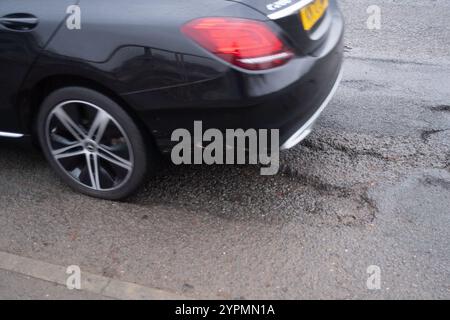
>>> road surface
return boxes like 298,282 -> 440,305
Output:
0,0 -> 449,299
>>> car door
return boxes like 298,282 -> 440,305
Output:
0,0 -> 76,133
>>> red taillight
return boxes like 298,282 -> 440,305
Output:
182,17 -> 293,70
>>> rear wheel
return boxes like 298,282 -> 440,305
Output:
37,87 -> 151,200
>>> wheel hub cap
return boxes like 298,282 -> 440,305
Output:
84,140 -> 98,153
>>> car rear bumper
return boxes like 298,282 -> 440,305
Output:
281,65 -> 343,150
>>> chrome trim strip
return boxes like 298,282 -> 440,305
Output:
267,0 -> 314,20
239,52 -> 293,65
0,131 -> 24,138
281,66 -> 343,150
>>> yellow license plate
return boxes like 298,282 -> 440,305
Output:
300,0 -> 329,31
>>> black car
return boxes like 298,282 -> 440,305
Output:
0,0 -> 344,199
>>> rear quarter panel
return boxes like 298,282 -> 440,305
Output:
25,0 -> 266,95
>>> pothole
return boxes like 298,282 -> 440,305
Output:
278,165 -> 378,226
430,105 -> 450,113
421,129 -> 446,143
135,162 -> 378,227
294,128 -> 448,170
421,176 -> 450,190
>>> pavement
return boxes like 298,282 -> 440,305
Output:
0,0 -> 449,299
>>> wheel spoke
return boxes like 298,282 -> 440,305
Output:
93,154 -> 101,189
98,146 -> 132,171
52,142 -> 83,158
50,132 -> 77,146
53,107 -> 87,141
55,150 -> 85,160
85,153 -> 101,189
88,109 -> 110,143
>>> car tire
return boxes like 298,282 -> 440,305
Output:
36,86 -> 153,200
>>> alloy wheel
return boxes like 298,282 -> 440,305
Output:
45,100 -> 134,191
